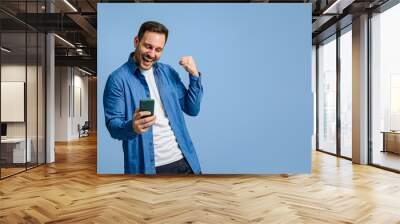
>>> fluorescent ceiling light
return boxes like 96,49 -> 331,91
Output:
323,0 -> 355,14
323,2 -> 340,14
63,0 -> 78,12
78,67 -> 93,76
1,47 -> 11,53
54,34 -> 75,48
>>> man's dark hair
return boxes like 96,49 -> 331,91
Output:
137,21 -> 169,42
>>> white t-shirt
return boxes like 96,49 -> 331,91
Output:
140,67 -> 183,167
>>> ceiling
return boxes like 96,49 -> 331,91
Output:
0,0 -> 391,75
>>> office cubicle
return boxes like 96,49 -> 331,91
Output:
0,1 -> 46,179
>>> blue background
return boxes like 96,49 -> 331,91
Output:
97,3 -> 312,174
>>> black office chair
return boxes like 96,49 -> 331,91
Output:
78,121 -> 90,138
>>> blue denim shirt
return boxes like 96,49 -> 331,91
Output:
103,53 -> 203,174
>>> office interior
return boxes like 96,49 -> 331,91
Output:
0,0 -> 399,222
0,0 -> 97,179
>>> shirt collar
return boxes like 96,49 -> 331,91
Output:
128,52 -> 159,77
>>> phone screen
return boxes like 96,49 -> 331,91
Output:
139,99 -> 155,117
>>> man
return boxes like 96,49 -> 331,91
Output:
103,21 -> 203,174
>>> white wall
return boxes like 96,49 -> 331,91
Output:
55,66 -> 69,141
54,66 -> 89,141
1,65 -> 39,137
71,71 -> 89,138
1,65 -> 25,132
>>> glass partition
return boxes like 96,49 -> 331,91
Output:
0,1 -> 46,179
1,30 -> 28,177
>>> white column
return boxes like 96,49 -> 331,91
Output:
46,1 -> 55,163
352,14 -> 369,164
46,33 -> 55,163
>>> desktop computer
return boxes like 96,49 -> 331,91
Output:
1,123 -> 7,140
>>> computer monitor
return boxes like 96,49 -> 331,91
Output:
1,123 -> 7,137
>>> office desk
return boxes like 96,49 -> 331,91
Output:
1,138 -> 31,163
381,131 -> 400,154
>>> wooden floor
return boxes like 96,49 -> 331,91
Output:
0,167 -> 26,178
1,135 -> 400,223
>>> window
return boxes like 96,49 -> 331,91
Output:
317,35 -> 337,154
371,2 -> 400,171
339,27 -> 352,158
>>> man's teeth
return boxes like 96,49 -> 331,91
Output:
143,57 -> 152,63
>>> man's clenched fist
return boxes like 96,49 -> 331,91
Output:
179,56 -> 199,77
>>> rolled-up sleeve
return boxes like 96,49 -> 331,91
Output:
103,75 -> 137,140
170,67 -> 203,116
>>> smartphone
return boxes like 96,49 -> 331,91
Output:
139,99 -> 154,118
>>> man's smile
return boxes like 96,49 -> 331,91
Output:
142,55 -> 154,65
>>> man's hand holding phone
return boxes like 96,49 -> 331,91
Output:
133,99 -> 155,134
